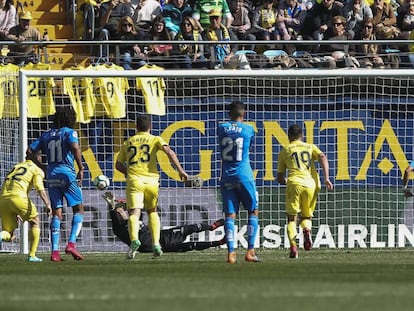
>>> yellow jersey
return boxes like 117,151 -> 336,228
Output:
22,62 -> 56,118
87,63 -> 129,118
277,140 -> 323,188
136,64 -> 166,116
63,66 -> 96,124
0,63 -> 19,118
117,131 -> 168,182
0,160 -> 45,198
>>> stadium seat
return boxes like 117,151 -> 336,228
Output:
235,50 -> 257,56
263,50 -> 288,59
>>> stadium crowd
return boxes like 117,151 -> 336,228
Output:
1,0 -> 414,68
76,0 -> 414,69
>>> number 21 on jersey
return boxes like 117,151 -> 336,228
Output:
221,137 -> 243,162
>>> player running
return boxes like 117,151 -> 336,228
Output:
115,114 -> 188,259
218,101 -> 260,264
27,106 -> 86,262
277,124 -> 333,258
0,152 -> 52,262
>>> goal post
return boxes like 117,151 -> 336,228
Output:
5,68 -> 414,253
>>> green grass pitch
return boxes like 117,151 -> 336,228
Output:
1,249 -> 414,311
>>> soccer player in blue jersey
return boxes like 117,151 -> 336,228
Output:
218,101 -> 260,264
27,106 -> 85,262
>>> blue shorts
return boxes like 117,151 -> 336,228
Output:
220,181 -> 258,214
48,173 -> 83,209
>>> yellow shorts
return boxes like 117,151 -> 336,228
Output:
0,196 -> 38,232
126,179 -> 159,211
285,184 -> 316,218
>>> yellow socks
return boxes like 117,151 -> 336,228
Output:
300,218 -> 312,231
287,221 -> 297,247
148,212 -> 161,246
29,227 -> 40,258
128,214 -> 140,242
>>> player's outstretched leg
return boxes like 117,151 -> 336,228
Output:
209,218 -> 225,231
127,239 -> 141,259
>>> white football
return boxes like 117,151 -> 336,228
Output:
93,175 -> 110,190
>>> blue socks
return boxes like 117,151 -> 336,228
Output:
225,216 -> 259,251
247,215 -> 259,250
69,213 -> 83,244
50,216 -> 60,252
225,217 -> 235,252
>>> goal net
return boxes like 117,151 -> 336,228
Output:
2,68 -> 414,253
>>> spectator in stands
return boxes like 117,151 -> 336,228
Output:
116,15 -> 147,69
354,17 -> 385,68
192,0 -> 233,33
343,0 -> 373,40
133,0 -> 162,35
175,17 -> 206,68
99,0 -> 134,39
228,0 -> 256,51
147,15 -> 173,68
397,0 -> 414,39
76,0 -> 101,39
403,3 -> 414,31
206,9 -> 250,69
252,0 -> 280,42
319,16 -> 357,68
371,0 -> 400,39
162,0 -> 193,39
6,11 -> 41,65
277,0 -> 307,54
307,0 -> 344,52
409,25 -> 414,67
0,0 -> 16,40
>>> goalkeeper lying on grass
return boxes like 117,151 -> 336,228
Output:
103,192 -> 225,252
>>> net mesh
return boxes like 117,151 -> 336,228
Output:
1,68 -> 414,252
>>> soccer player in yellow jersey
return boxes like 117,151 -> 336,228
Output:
277,124 -> 333,258
0,152 -> 52,262
115,114 -> 188,259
